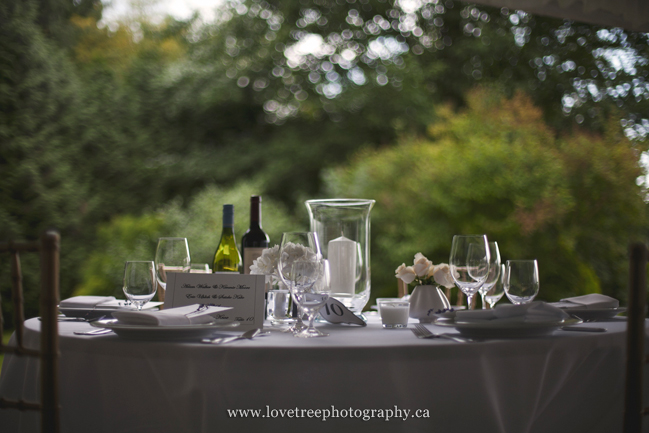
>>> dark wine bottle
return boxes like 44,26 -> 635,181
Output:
212,204 -> 242,273
241,195 -> 270,274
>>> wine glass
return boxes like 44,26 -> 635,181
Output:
154,237 -> 191,301
485,264 -> 506,308
123,261 -> 156,310
477,242 -> 501,309
504,260 -> 539,305
291,259 -> 331,338
449,235 -> 490,310
277,232 -> 322,332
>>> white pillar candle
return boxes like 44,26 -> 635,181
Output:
328,235 -> 357,295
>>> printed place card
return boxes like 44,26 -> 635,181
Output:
164,273 -> 265,330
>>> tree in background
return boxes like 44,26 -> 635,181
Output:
0,0 -> 195,319
0,0 -> 86,239
147,0 -> 649,206
324,87 -> 647,304
0,0 -> 92,319
190,0 -> 649,134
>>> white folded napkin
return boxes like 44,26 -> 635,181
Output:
87,299 -> 137,309
60,296 -> 117,309
111,304 -> 233,326
95,300 -> 164,310
455,301 -> 570,323
551,294 -> 619,310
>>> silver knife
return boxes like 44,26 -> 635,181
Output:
560,326 -> 606,332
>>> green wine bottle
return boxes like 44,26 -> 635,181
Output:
212,204 -> 242,273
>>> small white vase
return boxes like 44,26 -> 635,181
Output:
409,285 -> 451,323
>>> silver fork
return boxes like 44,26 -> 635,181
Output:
411,324 -> 472,343
201,328 -> 262,344
74,328 -> 113,336
569,313 -> 596,323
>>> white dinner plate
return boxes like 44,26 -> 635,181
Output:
558,307 -> 626,321
59,302 -> 163,320
90,318 -> 240,341
434,317 -> 580,338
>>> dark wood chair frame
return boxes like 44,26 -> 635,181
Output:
0,230 -> 60,433
624,242 -> 649,433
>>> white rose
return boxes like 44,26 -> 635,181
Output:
431,263 -> 456,288
413,253 -> 432,277
395,263 -> 417,284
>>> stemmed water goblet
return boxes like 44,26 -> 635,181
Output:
154,237 -> 191,302
477,242 -> 501,309
290,259 -> 331,338
504,260 -> 539,305
485,264 -> 506,308
449,234 -> 490,310
277,232 -> 322,333
123,261 -> 157,311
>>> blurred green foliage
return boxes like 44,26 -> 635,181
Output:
74,181 -> 299,297
0,0 -> 648,323
325,87 -> 648,304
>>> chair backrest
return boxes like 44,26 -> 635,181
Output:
624,241 -> 648,433
0,230 -> 60,433
397,279 -> 408,298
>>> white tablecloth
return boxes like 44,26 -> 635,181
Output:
0,315 -> 646,433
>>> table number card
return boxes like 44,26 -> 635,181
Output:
164,273 -> 265,330
319,297 -> 367,326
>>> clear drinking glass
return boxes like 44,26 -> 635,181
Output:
267,288 -> 292,325
504,260 -> 539,305
277,232 -> 322,333
449,235 -> 490,310
291,259 -> 331,338
123,261 -> 156,310
477,242 -> 501,309
154,237 -> 191,301
485,264 -> 506,308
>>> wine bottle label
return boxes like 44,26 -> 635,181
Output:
243,247 -> 267,274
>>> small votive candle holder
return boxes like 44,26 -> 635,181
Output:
378,300 -> 410,329
376,297 -> 402,315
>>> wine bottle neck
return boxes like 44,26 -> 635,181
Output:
250,197 -> 262,228
223,204 -> 234,228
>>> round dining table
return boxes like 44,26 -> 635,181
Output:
0,313 -> 645,433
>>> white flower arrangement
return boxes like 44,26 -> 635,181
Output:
277,242 -> 319,279
249,245 -> 280,275
395,253 -> 456,288
250,243 -> 319,288
250,245 -> 288,290
278,242 -> 317,265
